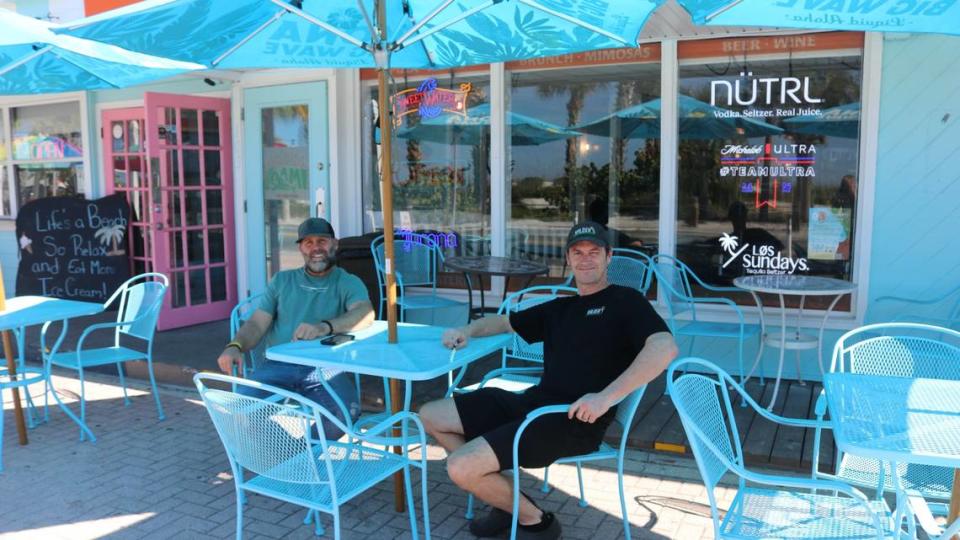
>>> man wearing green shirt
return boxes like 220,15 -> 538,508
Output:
217,217 -> 375,439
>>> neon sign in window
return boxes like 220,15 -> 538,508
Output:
391,78 -> 472,127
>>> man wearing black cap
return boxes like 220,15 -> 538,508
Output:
216,217 -> 374,439
419,221 -> 677,539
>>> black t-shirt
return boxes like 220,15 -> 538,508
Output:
508,285 -> 670,404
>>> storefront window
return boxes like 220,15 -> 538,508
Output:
362,69 -> 490,285
507,47 -> 661,279
675,33 -> 863,307
8,101 -> 84,209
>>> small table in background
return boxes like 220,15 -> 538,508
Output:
444,256 -> 548,319
734,274 -> 856,409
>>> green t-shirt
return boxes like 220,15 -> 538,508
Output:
258,266 -> 369,348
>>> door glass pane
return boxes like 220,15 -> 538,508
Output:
170,232 -> 184,268
210,266 -> 226,302
111,121 -> 124,152
208,229 -> 225,263
162,107 -> 178,144
261,104 -> 309,280
206,190 -> 223,225
130,188 -> 142,221
204,150 -> 221,185
202,110 -> 220,146
187,230 -> 205,266
113,156 -> 126,188
166,150 -> 180,186
129,156 -> 143,188
169,191 -> 182,227
189,269 -> 207,305
132,225 -> 145,257
185,190 -> 203,225
127,119 -> 142,152
1,168 -> 9,216
183,149 -> 201,185
181,109 -> 199,145
171,272 -> 186,308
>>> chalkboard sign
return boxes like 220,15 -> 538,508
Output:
15,194 -> 132,302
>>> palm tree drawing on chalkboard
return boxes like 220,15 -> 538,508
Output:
95,224 -> 126,256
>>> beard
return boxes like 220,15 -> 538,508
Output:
305,249 -> 337,274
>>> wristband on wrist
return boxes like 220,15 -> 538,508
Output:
225,340 -> 243,353
321,320 -> 334,335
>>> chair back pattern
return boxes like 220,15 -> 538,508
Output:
831,323 -> 960,378
607,248 -> 654,294
230,294 -> 266,372
111,272 -> 168,342
668,362 -> 743,492
650,255 -> 702,328
371,233 -> 442,290
196,374 -> 336,488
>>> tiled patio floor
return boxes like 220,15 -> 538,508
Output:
0,371 -> 749,540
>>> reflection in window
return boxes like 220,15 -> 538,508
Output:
362,70 -> 491,287
508,58 -> 661,279
675,40 -> 863,308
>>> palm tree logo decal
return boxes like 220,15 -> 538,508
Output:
719,233 -> 749,269
95,224 -> 126,256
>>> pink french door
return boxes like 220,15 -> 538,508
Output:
144,92 -> 237,330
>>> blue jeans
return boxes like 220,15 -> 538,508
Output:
239,361 -> 361,440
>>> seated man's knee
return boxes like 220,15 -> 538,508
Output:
418,398 -> 450,435
446,449 -> 477,487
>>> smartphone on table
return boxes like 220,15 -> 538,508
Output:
320,333 -> 355,346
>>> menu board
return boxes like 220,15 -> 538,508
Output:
15,195 -> 131,301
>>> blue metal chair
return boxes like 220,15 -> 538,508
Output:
668,357 -> 895,540
371,233 -> 468,323
652,255 -> 763,386
229,294 -> 265,378
453,285 -> 577,395
813,323 -> 960,513
194,372 -> 430,540
0,365 -> 46,472
44,272 -> 168,439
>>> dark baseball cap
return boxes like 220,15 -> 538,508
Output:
566,221 -> 609,251
296,217 -> 336,243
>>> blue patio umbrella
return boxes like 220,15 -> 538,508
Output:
784,102 -> 860,139
676,0 -> 960,35
0,10 -> 201,95
58,0 -> 665,346
397,103 -> 580,146
576,94 -> 783,139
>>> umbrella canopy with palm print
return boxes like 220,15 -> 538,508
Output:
59,0 -> 666,343
576,94 -> 783,139
0,9 -> 201,95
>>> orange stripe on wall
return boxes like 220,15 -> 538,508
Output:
85,0 -> 140,16
678,31 -> 863,59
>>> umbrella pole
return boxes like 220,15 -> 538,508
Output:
0,268 -> 28,446
376,0 -> 404,514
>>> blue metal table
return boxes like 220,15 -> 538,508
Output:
0,296 -> 104,441
267,321 -> 511,516
824,372 -> 960,538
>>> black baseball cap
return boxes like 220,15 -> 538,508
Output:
296,218 -> 336,243
566,221 -> 610,251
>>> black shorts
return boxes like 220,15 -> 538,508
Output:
453,386 -> 609,471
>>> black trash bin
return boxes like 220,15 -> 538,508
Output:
337,232 -> 382,311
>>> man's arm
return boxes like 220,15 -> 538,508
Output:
291,300 -> 375,341
568,332 -> 678,423
217,310 -> 274,374
441,315 -> 513,349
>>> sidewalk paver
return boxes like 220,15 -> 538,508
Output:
0,370 -> 744,539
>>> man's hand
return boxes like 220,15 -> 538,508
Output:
293,322 -> 329,341
442,327 -> 469,349
217,347 -> 243,375
568,392 -> 614,424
